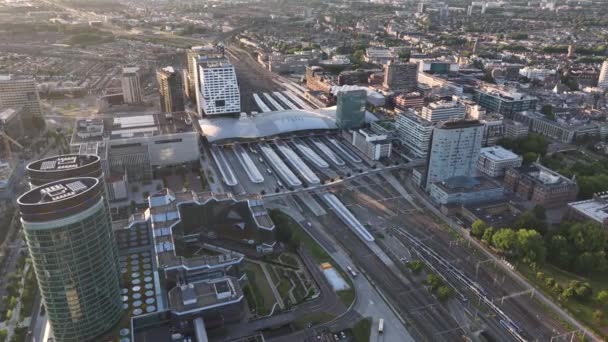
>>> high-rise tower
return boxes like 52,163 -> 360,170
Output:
157,66 -> 185,113
598,60 -> 608,90
18,177 -> 122,342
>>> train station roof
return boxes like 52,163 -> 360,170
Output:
198,108 -> 377,143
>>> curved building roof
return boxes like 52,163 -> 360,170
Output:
199,108 -> 377,143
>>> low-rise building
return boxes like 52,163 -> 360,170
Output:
504,119 -> 529,139
477,146 -> 523,177
420,101 -> 466,123
504,163 -> 578,208
429,176 -> 504,206
394,92 -> 424,110
567,192 -> 608,226
351,129 -> 392,161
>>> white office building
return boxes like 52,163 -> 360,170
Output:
425,120 -> 484,189
351,129 -> 392,161
196,57 -> 241,116
420,101 -> 466,123
518,67 -> 556,81
598,60 -> 608,90
121,67 -> 143,104
395,110 -> 433,158
477,146 -> 523,177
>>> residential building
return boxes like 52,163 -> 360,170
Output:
395,110 -> 433,158
351,129 -> 392,161
383,61 -> 418,92
477,146 -> 523,177
121,66 -> 143,104
157,66 -> 185,113
504,163 -> 578,208
473,85 -> 537,115
504,119 -> 529,139
425,120 -> 484,189
394,92 -> 424,110
420,101 -> 466,123
196,57 -> 241,116
0,76 -> 42,129
335,89 -> 366,129
598,60 -> 608,90
429,176 -> 504,206
18,177 -> 122,342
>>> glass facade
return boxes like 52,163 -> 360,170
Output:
336,90 -> 366,129
22,199 -> 122,342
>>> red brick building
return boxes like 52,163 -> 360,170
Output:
504,163 -> 578,208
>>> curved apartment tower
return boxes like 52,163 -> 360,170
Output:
26,154 -> 103,188
18,177 -> 122,342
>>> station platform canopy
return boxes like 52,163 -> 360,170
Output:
198,108 -> 377,143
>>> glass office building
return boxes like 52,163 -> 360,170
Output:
18,178 -> 122,342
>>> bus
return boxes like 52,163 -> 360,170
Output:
346,266 -> 358,277
378,318 -> 384,334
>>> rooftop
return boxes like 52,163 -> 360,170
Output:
568,192 -> 608,224
477,84 -> 536,101
512,163 -> 576,186
436,119 -> 483,130
167,277 -> 243,315
434,176 -> 502,194
27,154 -> 99,173
198,108 -> 377,143
71,112 -> 194,145
18,177 -> 98,205
479,146 -> 521,162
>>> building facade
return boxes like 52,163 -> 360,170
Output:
598,60 -> 608,90
383,61 -> 418,92
351,129 -> 392,161
121,66 -> 143,104
197,57 -> 241,116
425,120 -> 484,189
395,110 -> 433,158
18,178 -> 122,342
0,76 -> 42,129
473,86 -> 537,115
504,164 -> 578,208
429,176 -> 504,206
477,146 -> 523,177
504,119 -> 529,139
335,89 -> 366,129
157,66 -> 185,113
420,101 -> 466,123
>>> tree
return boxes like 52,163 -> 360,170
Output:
540,104 -> 555,120
514,211 -> 546,234
568,221 -> 607,254
482,227 -> 495,244
592,310 -> 604,324
574,282 -> 593,300
596,290 -> 608,306
548,235 -> 573,269
408,260 -> 424,274
523,152 -> 539,165
471,219 -> 488,238
516,229 -> 547,264
492,229 -> 517,254
437,286 -> 452,302
276,223 -> 293,244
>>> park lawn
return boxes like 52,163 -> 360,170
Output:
517,261 -> 608,337
351,317 -> 372,342
244,262 -> 277,316
293,312 -> 336,330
